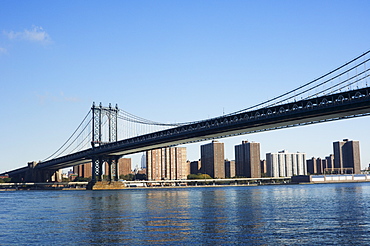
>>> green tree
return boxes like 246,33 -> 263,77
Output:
119,174 -> 134,181
187,174 -> 199,179
0,178 -> 11,183
74,177 -> 91,182
187,173 -> 212,179
134,173 -> 147,180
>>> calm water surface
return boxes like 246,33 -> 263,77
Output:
1,183 -> 370,245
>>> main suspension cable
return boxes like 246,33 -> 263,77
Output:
42,109 -> 91,161
226,50 -> 370,116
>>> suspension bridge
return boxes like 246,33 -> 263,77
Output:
3,50 -> 370,185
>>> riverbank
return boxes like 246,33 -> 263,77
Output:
0,177 -> 289,191
4,174 -> 370,191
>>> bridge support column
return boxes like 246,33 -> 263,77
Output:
113,156 -> 120,181
106,156 -> 120,181
88,155 -> 125,190
25,161 -> 38,182
24,162 -> 62,182
107,159 -> 113,181
41,170 -> 61,182
92,156 -> 103,182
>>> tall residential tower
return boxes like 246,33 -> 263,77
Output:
333,139 -> 361,174
266,150 -> 307,178
200,140 -> 225,178
146,147 -> 188,180
235,141 -> 261,178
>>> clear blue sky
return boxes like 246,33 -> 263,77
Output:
1,1 -> 370,173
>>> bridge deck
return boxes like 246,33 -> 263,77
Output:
3,87 -> 370,175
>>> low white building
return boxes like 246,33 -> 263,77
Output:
266,150 -> 307,177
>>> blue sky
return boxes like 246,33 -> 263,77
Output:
1,1 -> 370,172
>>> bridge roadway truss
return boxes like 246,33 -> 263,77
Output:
18,86 -> 370,178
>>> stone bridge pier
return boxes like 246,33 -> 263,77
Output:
88,155 -> 125,190
24,161 -> 61,182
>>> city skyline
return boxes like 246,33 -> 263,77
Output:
126,137 -> 368,172
68,137 -> 363,179
1,1 -> 370,173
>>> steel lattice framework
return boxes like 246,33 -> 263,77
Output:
91,102 -> 119,147
91,103 -> 120,182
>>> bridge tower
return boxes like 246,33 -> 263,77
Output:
91,102 -> 121,183
91,102 -> 118,147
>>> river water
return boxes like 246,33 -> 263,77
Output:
1,182 -> 370,245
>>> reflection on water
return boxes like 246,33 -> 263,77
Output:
1,183 -> 370,245
143,190 -> 192,244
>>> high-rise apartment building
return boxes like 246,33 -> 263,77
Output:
141,153 -> 146,169
147,148 -> 161,180
74,158 -> 131,179
260,160 -> 267,175
104,158 -> 132,177
119,158 -> 132,176
325,154 -> 334,173
316,157 -> 324,174
190,160 -> 202,174
321,158 -> 328,173
333,139 -> 361,174
200,140 -> 225,178
146,147 -> 188,180
306,157 -> 317,174
307,157 -> 332,174
266,150 -> 307,178
224,159 -> 235,178
172,147 -> 188,179
73,163 -> 92,178
235,141 -> 261,178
